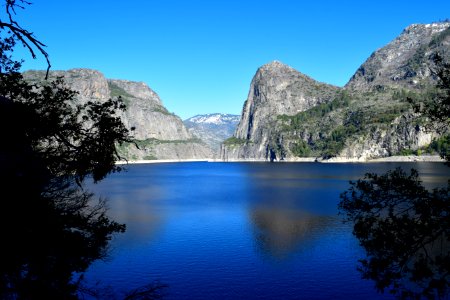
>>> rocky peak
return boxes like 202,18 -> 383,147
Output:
222,21 -> 449,162
24,68 -> 111,103
346,21 -> 450,91
107,79 -> 162,104
254,60 -> 306,83
23,68 -> 213,160
234,60 -> 339,142
402,22 -> 450,35
259,60 -> 294,72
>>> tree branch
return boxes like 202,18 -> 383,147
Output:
1,0 -> 51,78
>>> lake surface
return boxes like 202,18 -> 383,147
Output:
83,162 -> 449,299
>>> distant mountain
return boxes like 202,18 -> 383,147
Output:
184,113 -> 240,153
221,22 -> 450,162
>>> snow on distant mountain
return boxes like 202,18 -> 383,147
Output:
187,113 -> 240,125
184,113 -> 240,153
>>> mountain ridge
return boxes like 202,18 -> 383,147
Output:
21,21 -> 449,162
184,113 -> 240,154
346,21 -> 450,91
23,69 -> 214,160
221,21 -> 450,162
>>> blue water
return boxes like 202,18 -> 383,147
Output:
83,162 -> 449,299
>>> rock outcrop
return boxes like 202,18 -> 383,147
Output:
222,22 -> 450,162
107,79 -> 192,141
236,61 -> 339,140
24,69 -> 213,160
339,113 -> 438,160
222,61 -> 340,160
346,22 -> 450,91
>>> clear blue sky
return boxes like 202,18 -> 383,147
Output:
13,0 -> 450,119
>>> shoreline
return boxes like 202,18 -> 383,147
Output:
116,155 -> 445,165
319,155 -> 445,163
115,159 -> 209,165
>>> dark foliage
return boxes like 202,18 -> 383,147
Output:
123,281 -> 168,300
339,168 -> 450,299
0,186 -> 126,299
429,135 -> 450,163
340,57 -> 450,299
0,2 -> 151,298
409,54 -> 450,134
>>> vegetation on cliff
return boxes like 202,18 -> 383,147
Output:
222,22 -> 450,161
339,57 -> 450,299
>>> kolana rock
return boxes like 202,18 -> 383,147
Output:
222,61 -> 340,161
222,21 -> 450,162
23,69 -> 213,161
184,113 -> 240,154
236,61 -> 339,140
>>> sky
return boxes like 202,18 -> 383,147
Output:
11,0 -> 450,119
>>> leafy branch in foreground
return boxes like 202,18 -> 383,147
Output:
0,72 -> 132,184
339,50 -> 450,300
339,168 -> 449,299
0,8 -> 136,298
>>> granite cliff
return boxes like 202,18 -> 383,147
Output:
347,22 -> 450,91
222,22 -> 450,161
24,69 -> 213,160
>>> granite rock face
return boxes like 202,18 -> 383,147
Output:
339,113 -> 437,160
346,22 -> 450,91
107,79 -> 192,141
24,69 -> 110,104
23,69 -> 213,160
222,22 -> 450,161
236,61 -> 340,141
222,61 -> 340,160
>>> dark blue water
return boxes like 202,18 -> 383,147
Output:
82,162 -> 449,299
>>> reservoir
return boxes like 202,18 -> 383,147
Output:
83,162 -> 449,299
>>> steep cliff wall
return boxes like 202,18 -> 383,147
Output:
107,79 -> 191,141
222,22 -> 450,161
236,61 -> 340,140
346,22 -> 450,91
24,69 -> 213,160
339,113 -> 438,160
223,61 -> 340,160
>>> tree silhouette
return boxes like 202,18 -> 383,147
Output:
0,1 -> 151,298
339,56 -> 450,299
0,0 -> 51,75
339,168 -> 449,299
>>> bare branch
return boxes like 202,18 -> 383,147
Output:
1,0 -> 51,78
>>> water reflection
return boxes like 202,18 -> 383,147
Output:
242,163 -> 342,260
0,185 -> 125,299
339,167 -> 450,299
249,205 -> 335,259
80,162 -> 448,299
84,181 -> 167,248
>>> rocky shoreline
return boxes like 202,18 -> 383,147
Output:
116,159 -> 209,164
116,155 -> 444,164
